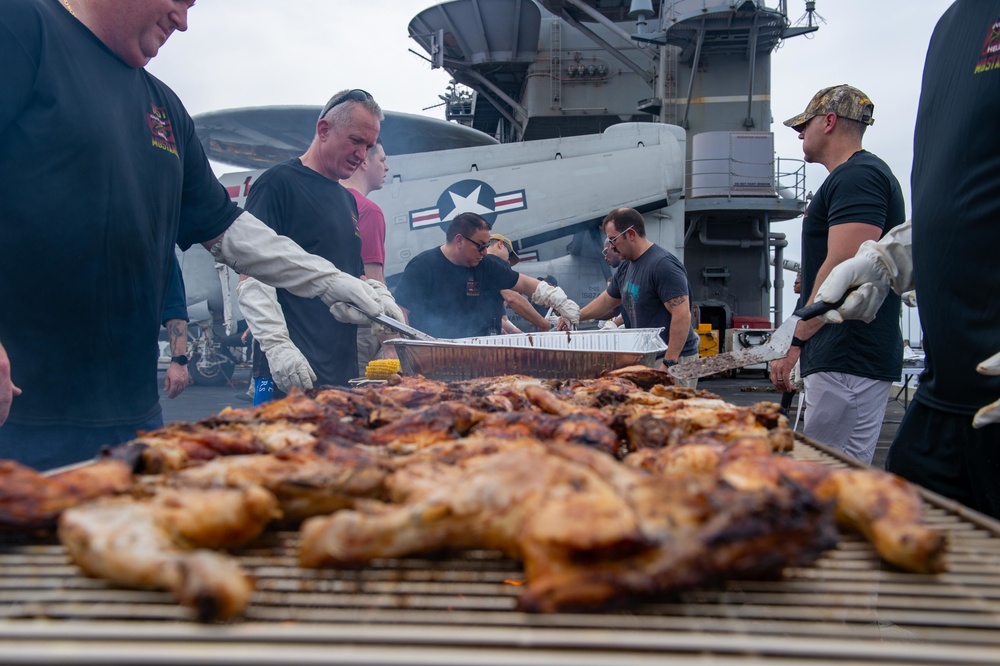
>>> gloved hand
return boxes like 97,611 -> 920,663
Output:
599,319 -> 620,331
361,279 -> 406,335
236,278 -> 316,392
789,359 -> 804,392
212,213 -> 381,326
530,281 -> 581,327
815,222 -> 914,324
973,351 -> 1000,428
267,342 -> 317,393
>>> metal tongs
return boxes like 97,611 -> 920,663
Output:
348,304 -> 436,342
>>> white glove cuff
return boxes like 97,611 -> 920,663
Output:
216,213 -> 380,324
858,221 -> 914,294
236,278 -> 291,352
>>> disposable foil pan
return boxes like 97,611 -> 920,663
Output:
384,328 -> 666,380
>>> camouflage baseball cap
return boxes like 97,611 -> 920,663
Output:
783,84 -> 875,131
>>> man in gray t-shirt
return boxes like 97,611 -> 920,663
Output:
579,208 -> 700,387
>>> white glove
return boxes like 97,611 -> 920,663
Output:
236,278 -> 316,392
789,359 -> 804,392
973,351 -> 1000,428
599,319 -> 619,331
212,212 -> 381,326
530,281 -> 581,327
815,221 -> 914,324
362,279 -> 406,335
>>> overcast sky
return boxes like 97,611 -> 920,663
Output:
148,0 -> 954,340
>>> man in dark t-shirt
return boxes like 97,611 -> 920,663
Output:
578,208 -> 700,387
238,90 -> 404,397
769,84 -> 904,465
0,5 -> 397,470
394,213 -> 580,339
812,1 -> 1000,519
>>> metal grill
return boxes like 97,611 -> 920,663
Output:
2,439 -> 999,665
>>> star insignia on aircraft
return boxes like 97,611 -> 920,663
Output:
409,179 -> 527,230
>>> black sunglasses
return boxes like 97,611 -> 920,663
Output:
457,233 -> 494,253
319,89 -> 373,119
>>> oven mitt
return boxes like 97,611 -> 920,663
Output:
362,279 -> 406,335
973,351 -> 1000,428
212,212 -> 383,326
237,277 -> 315,392
815,222 -> 914,324
531,281 -> 580,327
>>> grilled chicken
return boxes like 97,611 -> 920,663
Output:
471,412 -> 620,456
58,486 -> 280,622
366,402 -> 484,450
144,442 -> 390,524
104,420 -> 320,474
63,369 -> 943,621
628,442 -> 948,574
299,437 -> 837,612
0,459 -> 133,530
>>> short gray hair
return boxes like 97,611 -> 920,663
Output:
319,89 -> 384,128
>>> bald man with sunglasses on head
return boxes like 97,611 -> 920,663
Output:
237,89 -> 404,399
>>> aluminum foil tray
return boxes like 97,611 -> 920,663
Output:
384,328 -> 666,380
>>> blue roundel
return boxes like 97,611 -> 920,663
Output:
436,179 -> 498,230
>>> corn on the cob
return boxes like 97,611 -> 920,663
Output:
365,358 -> 401,379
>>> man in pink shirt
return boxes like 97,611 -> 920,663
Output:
342,139 -> 390,374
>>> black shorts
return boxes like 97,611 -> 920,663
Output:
886,400 -> 1000,520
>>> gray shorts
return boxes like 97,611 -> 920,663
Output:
803,371 -> 892,465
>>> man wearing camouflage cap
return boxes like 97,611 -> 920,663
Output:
769,84 -> 905,465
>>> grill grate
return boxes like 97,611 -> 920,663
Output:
2,440 -> 1000,665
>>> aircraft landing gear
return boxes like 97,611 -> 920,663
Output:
190,348 -> 236,386
188,321 -> 238,387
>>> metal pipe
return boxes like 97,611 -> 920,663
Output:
770,231 -> 788,324
563,0 -> 655,55
681,23 -> 705,129
463,69 -> 528,127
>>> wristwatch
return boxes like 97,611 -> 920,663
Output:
170,354 -> 189,366
662,359 -> 678,368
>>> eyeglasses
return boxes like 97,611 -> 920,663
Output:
319,89 -> 373,119
607,225 -> 634,250
457,233 -> 494,253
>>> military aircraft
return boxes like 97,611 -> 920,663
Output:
181,0 -> 821,384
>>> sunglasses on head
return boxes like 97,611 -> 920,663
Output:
457,233 -> 494,253
319,89 -> 373,119
608,225 -> 634,250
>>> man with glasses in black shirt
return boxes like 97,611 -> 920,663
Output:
394,213 -> 580,339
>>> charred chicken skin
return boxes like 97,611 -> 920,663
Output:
0,459 -> 133,530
